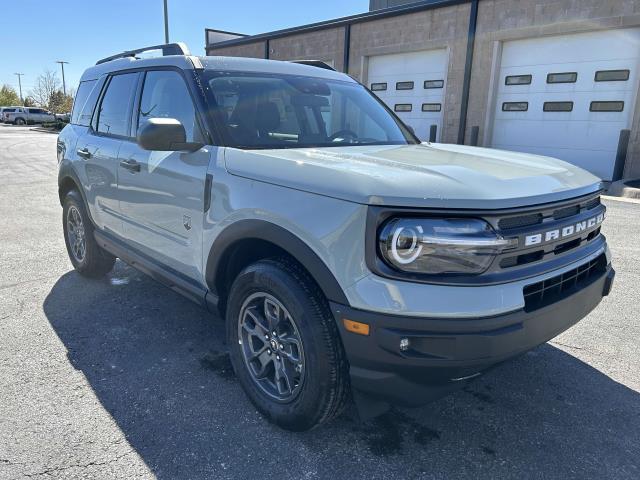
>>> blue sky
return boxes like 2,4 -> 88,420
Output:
0,0 -> 368,97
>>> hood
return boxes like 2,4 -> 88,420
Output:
224,143 -> 602,209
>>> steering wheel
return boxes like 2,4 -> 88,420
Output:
329,129 -> 359,142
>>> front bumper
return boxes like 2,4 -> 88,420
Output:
331,262 -> 614,407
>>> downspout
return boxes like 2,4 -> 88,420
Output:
457,0 -> 479,144
343,24 -> 351,73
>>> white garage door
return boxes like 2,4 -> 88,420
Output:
368,49 -> 448,141
491,29 -> 640,180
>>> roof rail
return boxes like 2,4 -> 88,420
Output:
290,60 -> 336,71
96,42 -> 191,65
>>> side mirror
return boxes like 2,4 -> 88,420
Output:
137,118 -> 203,152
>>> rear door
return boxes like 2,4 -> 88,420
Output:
75,72 -> 140,235
117,69 -> 211,282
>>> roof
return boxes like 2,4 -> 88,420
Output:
79,54 -> 355,83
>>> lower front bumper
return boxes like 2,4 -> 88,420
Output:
331,264 -> 614,408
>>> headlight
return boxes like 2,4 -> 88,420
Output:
378,218 -> 517,275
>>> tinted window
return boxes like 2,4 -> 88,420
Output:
394,104 -> 412,112
138,70 -> 199,142
590,101 -> 624,112
97,73 -> 138,136
595,70 -> 630,82
424,80 -> 444,89
396,81 -> 414,90
29,108 -> 43,114
502,102 -> 528,111
505,74 -> 532,85
421,103 -> 441,112
547,72 -> 577,84
544,101 -> 573,112
71,80 -> 97,125
206,73 -> 416,149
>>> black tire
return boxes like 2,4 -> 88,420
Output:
15,118 -> 25,125
62,190 -> 115,278
226,258 -> 350,431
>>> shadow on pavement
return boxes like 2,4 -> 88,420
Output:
44,262 -> 640,479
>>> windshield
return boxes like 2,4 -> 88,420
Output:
203,72 -> 418,149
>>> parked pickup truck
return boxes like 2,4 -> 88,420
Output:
57,43 -> 614,431
5,107 -> 55,125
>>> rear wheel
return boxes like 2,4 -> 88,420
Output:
62,190 -> 115,278
15,118 -> 25,125
226,258 -> 350,431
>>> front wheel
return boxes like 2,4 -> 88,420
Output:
62,190 -> 115,278
226,258 -> 350,431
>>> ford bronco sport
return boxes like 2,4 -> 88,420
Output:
57,43 -> 614,431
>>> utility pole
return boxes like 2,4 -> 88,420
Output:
56,61 -> 69,96
163,0 -> 169,43
14,73 -> 24,104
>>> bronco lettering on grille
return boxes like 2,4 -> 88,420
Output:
524,213 -> 604,247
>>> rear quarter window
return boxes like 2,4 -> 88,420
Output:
71,79 -> 101,126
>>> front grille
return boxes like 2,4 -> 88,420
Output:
498,213 -> 542,230
553,205 -> 580,220
523,254 -> 606,311
498,195 -> 601,231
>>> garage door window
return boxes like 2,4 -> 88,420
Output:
594,70 -> 630,82
502,102 -> 528,112
396,81 -> 414,90
547,72 -> 577,84
590,101 -> 624,112
505,74 -> 532,86
371,83 -> 387,91
421,103 -> 441,112
543,101 -> 574,112
394,104 -> 412,112
424,80 -> 444,89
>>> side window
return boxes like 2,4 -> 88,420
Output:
97,73 -> 138,137
137,70 -> 200,142
71,80 -> 97,125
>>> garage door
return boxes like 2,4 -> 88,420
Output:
491,29 -> 640,180
368,49 -> 448,141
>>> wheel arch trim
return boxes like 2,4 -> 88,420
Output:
205,219 -> 349,305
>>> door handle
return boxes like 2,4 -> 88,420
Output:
77,148 -> 92,159
120,159 -> 141,173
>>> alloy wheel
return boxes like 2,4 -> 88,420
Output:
238,292 -> 305,402
66,205 -> 86,263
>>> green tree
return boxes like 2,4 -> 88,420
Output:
0,85 -> 21,106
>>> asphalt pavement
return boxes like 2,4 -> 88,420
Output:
0,125 -> 638,479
